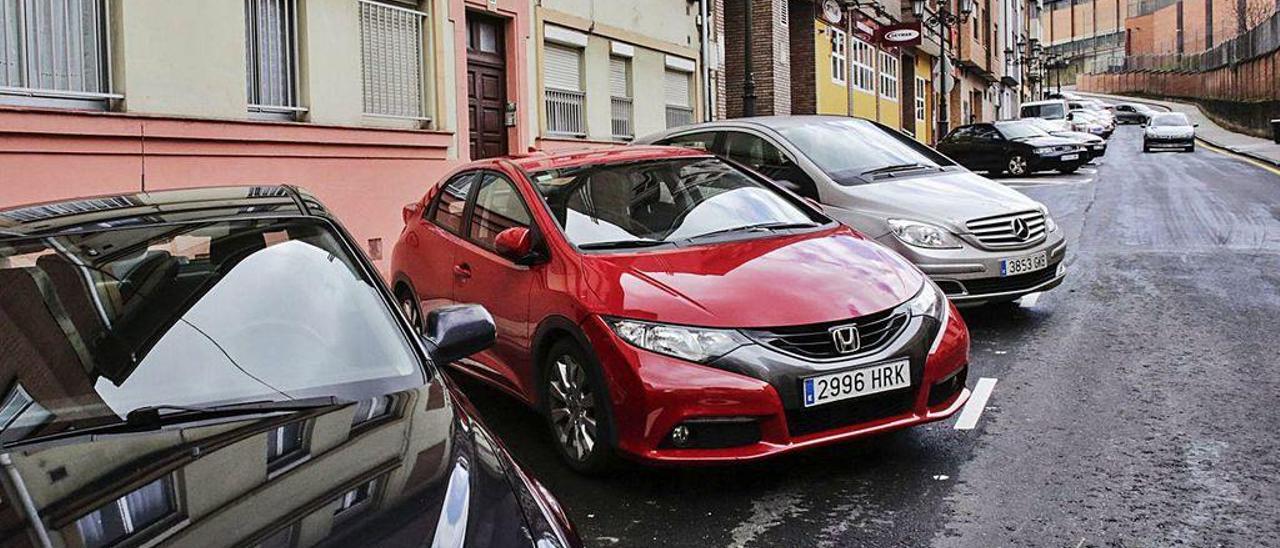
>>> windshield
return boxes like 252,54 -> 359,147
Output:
0,218 -> 421,444
1151,113 -> 1190,127
775,118 -> 955,185
996,122 -> 1051,140
530,157 -> 823,248
1024,103 -> 1066,119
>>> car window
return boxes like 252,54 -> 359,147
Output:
1150,113 -> 1190,127
657,131 -> 719,152
428,172 -> 476,235
945,126 -> 975,142
774,118 -> 955,186
974,126 -> 1001,140
468,172 -> 533,254
721,132 -> 819,200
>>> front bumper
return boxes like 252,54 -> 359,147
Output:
878,232 -> 1068,306
1029,152 -> 1088,171
1145,136 -> 1194,149
579,306 -> 971,464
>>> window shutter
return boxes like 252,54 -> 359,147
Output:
609,57 -> 629,97
544,44 -> 581,91
663,70 -> 689,107
360,0 -> 426,118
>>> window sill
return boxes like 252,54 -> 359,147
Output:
267,453 -> 312,480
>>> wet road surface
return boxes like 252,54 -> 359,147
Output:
453,126 -> 1280,547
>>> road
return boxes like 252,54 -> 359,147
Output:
453,126 -> 1280,548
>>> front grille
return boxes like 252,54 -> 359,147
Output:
965,210 -> 1047,249
959,264 -> 1060,295
742,309 -> 909,360
785,388 -> 916,437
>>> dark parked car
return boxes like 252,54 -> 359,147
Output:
0,187 -> 579,548
1023,118 -> 1108,160
1114,103 -> 1158,125
937,122 -> 1089,176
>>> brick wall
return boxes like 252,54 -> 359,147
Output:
1127,12 -> 1156,53
1153,3 -> 1181,52
723,0 -> 792,117
788,1 -> 817,115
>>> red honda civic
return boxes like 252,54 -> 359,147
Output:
392,146 -> 971,473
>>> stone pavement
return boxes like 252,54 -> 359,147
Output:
1074,90 -> 1280,167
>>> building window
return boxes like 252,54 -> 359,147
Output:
663,68 -> 693,128
609,55 -> 632,140
256,523 -> 299,548
358,0 -> 430,121
850,37 -> 875,93
267,421 -> 306,471
543,42 -> 585,136
74,476 -> 177,548
0,383 -> 50,439
915,76 -> 927,121
0,0 -> 115,109
334,477 -> 380,519
830,28 -> 847,85
245,0 -> 301,119
879,51 -> 899,101
351,395 -> 394,426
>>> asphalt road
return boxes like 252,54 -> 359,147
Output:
453,126 -> 1280,548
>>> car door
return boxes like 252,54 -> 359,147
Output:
938,126 -> 979,169
719,130 -> 822,201
404,171 -> 477,313
970,125 -> 1005,169
450,170 -> 540,399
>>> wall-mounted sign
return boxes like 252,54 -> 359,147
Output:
821,0 -> 843,24
876,22 -> 922,48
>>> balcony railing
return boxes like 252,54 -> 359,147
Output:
545,87 -> 585,136
611,96 -> 633,140
665,105 -> 694,129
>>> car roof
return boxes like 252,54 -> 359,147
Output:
0,185 -> 327,239
1021,99 -> 1067,106
498,145 -> 712,173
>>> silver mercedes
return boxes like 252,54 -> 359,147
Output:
637,116 -> 1067,307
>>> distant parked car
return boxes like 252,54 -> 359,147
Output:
1046,91 -> 1081,101
1067,109 -> 1112,138
0,187 -> 580,548
938,121 -> 1089,176
392,145 -> 972,472
1114,103 -> 1158,125
1143,112 -> 1198,152
639,116 -> 1068,307
1021,99 -> 1070,122
1023,117 -> 1108,160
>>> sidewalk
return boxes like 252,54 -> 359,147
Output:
1074,90 -> 1280,167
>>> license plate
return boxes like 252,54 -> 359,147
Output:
802,360 -> 910,408
1000,251 -> 1048,276
1061,154 -> 1079,161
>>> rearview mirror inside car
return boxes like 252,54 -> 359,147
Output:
421,304 -> 496,365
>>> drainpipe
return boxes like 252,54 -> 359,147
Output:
699,0 -> 713,120
1,453 -> 52,548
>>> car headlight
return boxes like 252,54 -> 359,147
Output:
905,282 -> 951,355
887,220 -> 962,249
606,318 -> 751,363
1041,208 -> 1058,232
1033,147 -> 1053,155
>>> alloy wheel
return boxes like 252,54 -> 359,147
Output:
547,354 -> 597,462
1008,155 -> 1028,176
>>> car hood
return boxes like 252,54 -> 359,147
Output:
0,381 -> 569,548
580,226 -> 924,327
1051,130 -> 1104,143
822,169 -> 1047,237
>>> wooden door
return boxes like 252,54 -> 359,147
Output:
466,14 -> 508,160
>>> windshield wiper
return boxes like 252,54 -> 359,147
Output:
2,396 -> 340,450
577,239 -> 674,250
860,163 -> 932,177
685,221 -> 821,241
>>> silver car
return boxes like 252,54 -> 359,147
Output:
637,116 -> 1067,307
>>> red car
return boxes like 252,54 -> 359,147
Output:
392,146 -> 971,473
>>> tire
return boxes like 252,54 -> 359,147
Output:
1143,143 -> 1151,153
541,338 -> 618,474
1005,154 -> 1029,176
1185,144 -> 1196,153
396,285 -> 424,334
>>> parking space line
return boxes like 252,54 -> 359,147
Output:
955,377 -> 998,430
1020,292 -> 1041,308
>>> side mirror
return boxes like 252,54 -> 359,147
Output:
494,227 -> 537,264
402,201 -> 423,224
421,304 -> 496,365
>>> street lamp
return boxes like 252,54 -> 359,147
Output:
911,0 -> 974,141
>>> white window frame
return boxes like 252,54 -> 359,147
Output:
542,34 -> 586,137
245,0 -> 305,119
879,51 -> 899,102
915,76 -> 927,121
830,27 -> 847,85
850,37 -> 874,93
0,0 -> 120,109
74,476 -> 177,548
266,421 -> 308,475
358,0 -> 431,122
334,477 -> 381,519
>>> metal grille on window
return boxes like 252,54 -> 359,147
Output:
359,0 -> 428,121
245,0 -> 300,119
0,0 -> 115,108
663,69 -> 692,129
609,56 -> 632,140
543,43 -> 584,136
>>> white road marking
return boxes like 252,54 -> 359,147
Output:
1020,292 -> 1042,308
954,377 -> 998,430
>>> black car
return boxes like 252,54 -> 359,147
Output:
1114,103 -> 1157,125
0,187 -> 579,548
937,122 -> 1089,176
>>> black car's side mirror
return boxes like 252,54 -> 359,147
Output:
420,304 -> 496,364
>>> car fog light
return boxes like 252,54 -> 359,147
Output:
671,425 -> 691,447
1057,263 -> 1066,276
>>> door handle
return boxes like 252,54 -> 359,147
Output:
453,263 -> 472,280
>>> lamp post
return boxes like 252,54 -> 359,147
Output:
911,0 -> 974,141
742,0 -> 756,117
